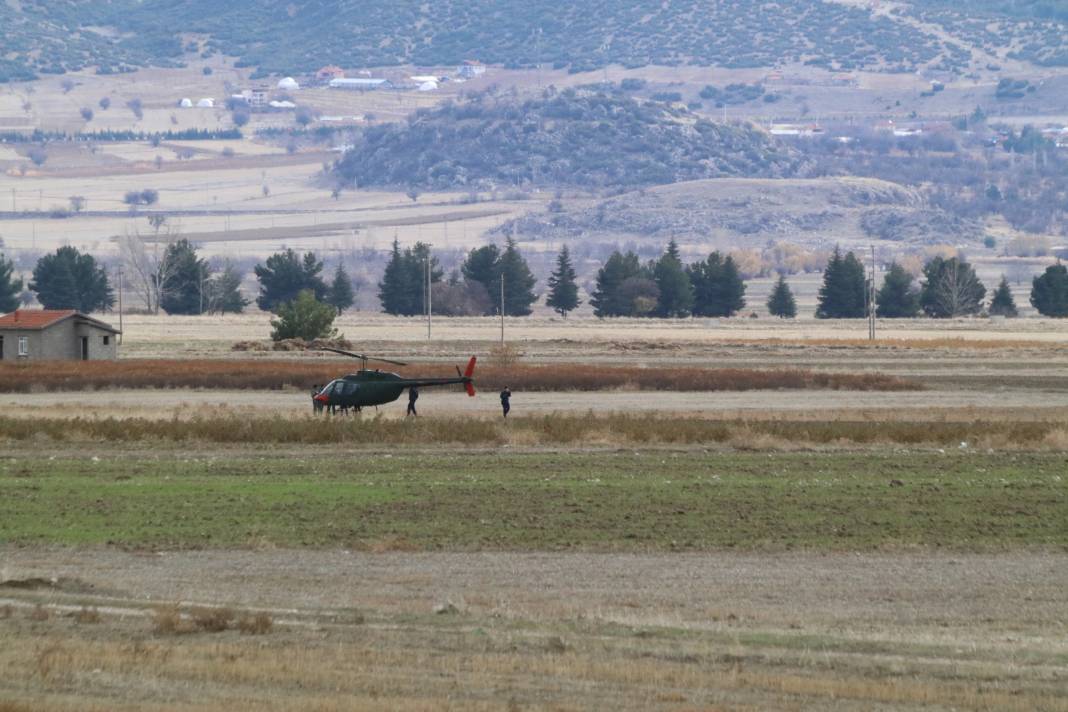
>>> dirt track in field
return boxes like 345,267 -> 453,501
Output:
3,548 -> 1066,638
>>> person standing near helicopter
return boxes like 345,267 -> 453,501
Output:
499,386 -> 511,418
407,386 -> 419,417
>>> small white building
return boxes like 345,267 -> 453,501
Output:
277,77 -> 300,90
196,98 -> 214,108
178,97 -> 193,108
417,80 -> 439,92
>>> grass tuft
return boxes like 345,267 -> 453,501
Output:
73,606 -> 101,624
191,606 -> 235,633
152,604 -> 184,635
237,612 -> 273,635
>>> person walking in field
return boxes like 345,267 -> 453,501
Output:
407,386 -> 419,417
500,386 -> 511,419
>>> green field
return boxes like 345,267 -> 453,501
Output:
3,451 -> 1065,550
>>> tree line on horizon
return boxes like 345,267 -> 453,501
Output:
3,241 -> 1068,336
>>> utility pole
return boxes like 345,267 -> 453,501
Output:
425,256 -> 432,341
500,273 -> 505,344
868,244 -> 876,341
117,270 -> 124,345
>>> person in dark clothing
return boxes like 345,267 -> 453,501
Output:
311,384 -> 323,414
407,386 -> 419,416
500,386 -> 511,418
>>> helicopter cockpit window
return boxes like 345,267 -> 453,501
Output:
341,382 -> 359,397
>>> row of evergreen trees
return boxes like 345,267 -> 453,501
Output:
0,244 -> 354,317
377,237 -> 541,317
589,240 -> 747,318
3,241 -> 1067,321
819,247 -> 1068,319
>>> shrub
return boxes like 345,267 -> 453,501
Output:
269,290 -> 339,341
152,604 -> 183,634
191,606 -> 235,632
73,607 -> 101,624
27,147 -> 47,166
237,612 -> 273,635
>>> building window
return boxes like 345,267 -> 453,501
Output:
103,336 -> 110,346
18,336 -> 28,356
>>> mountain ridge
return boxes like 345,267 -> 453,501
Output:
2,1 -> 1067,82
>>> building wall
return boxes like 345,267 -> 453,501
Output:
76,323 -> 118,360
0,320 -> 117,361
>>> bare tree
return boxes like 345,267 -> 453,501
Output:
68,196 -> 86,213
928,259 -> 985,317
117,216 -> 183,314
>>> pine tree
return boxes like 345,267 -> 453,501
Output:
816,246 -> 866,319
989,276 -> 1018,317
875,262 -> 920,318
545,245 -> 580,318
590,250 -> 644,317
689,251 -> 746,317
205,261 -> 249,314
1030,263 -> 1068,317
254,249 -> 327,312
460,244 -> 501,315
766,274 -> 797,318
0,252 -> 24,313
327,263 -> 355,315
160,239 -> 209,315
406,242 -> 443,316
29,246 -> 113,312
653,239 -> 694,318
378,239 -> 416,315
498,237 -> 538,316
920,256 -> 985,318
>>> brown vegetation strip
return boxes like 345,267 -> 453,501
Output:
0,360 -> 918,393
0,414 -> 1062,449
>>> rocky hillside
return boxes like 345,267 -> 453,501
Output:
489,177 -> 984,250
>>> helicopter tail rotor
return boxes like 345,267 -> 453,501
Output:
463,356 -> 476,397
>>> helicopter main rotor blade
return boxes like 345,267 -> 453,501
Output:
319,347 -> 409,367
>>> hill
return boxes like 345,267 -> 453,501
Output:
332,89 -> 802,190
489,177 -> 984,250
3,1 -> 1068,82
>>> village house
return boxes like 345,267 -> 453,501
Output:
0,310 -> 119,361
457,60 -> 486,79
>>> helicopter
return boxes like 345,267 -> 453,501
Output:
312,347 -> 476,413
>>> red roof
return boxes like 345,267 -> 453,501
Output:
0,309 -> 77,330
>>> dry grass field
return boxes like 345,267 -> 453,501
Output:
5,58 -> 1068,710
2,548 -> 1067,712
2,325 -> 1066,711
